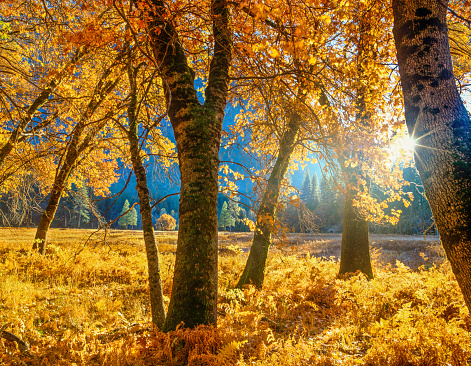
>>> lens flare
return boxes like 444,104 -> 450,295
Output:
401,136 -> 417,152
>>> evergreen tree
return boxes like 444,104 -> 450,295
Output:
71,183 -> 90,228
309,173 -> 320,210
301,168 -> 311,203
393,167 -> 433,234
218,201 -> 232,230
318,175 -> 343,231
228,199 -> 240,228
129,206 -> 138,228
234,207 -> 251,232
320,176 -> 330,204
118,199 -> 131,229
320,175 -> 339,204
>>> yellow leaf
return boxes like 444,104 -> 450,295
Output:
268,47 -> 280,58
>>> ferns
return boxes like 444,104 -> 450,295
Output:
0,229 -> 470,365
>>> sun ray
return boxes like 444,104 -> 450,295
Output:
414,143 -> 450,154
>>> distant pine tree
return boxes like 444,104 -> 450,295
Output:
309,173 -> 320,210
71,183 -> 90,228
129,206 -> 138,228
318,175 -> 343,231
301,168 -> 311,203
218,201 -> 232,230
320,176 -> 333,204
228,199 -> 240,228
118,199 -> 131,229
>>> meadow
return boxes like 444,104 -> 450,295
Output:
1,228 -> 470,365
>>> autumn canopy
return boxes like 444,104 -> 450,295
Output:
1,0 -> 471,349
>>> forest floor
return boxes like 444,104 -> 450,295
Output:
1,228 -> 469,365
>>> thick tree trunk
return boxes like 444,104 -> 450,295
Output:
338,11 -> 375,279
338,186 -> 373,278
127,61 -> 166,329
148,0 -> 231,331
165,108 -> 221,330
236,112 -> 301,289
393,0 -> 471,309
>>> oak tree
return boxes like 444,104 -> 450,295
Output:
147,0 -> 232,330
393,0 -> 471,309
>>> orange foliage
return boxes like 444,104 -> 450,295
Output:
1,230 -> 470,366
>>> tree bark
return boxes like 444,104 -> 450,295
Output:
393,0 -> 471,309
338,184 -> 373,278
338,10 -> 375,279
314,85 -> 373,278
34,125 -> 86,254
33,68 -> 121,254
127,58 -> 166,329
148,0 -> 231,331
236,111 -> 301,289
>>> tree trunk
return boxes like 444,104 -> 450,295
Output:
33,139 -> 82,254
393,0 -> 471,309
129,139 -> 166,329
164,107 -> 221,331
148,0 -> 231,331
127,59 -> 166,329
338,10 -> 375,279
77,209 -> 81,229
314,86 -> 374,278
338,186 -> 373,278
236,112 -> 301,289
33,70 -> 120,254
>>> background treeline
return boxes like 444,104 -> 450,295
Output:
0,163 -> 433,235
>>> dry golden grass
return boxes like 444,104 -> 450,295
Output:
1,228 -> 470,365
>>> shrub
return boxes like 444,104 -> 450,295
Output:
156,214 -> 177,231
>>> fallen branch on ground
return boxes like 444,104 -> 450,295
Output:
1,329 -> 34,358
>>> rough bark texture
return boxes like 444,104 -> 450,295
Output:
33,70 -> 120,254
393,0 -> 471,309
148,0 -> 231,331
338,13 -> 374,279
236,112 -> 301,289
338,185 -> 373,278
127,61 -> 166,329
338,166 -> 372,279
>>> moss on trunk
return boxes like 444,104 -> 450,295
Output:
148,0 -> 232,331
